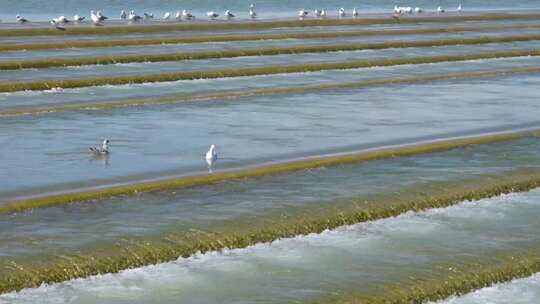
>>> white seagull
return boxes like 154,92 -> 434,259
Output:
90,139 -> 110,155
314,9 -> 322,17
207,11 -> 219,19
457,3 -> 463,13
56,15 -> 70,23
352,8 -> 359,17
225,10 -> 235,18
49,19 -> 66,30
437,6 -> 445,14
175,11 -> 182,20
143,12 -> 154,20
298,9 -> 308,18
96,11 -> 108,20
16,15 -> 28,23
205,144 -> 217,168
90,11 -> 101,24
414,7 -> 423,13
120,10 -> 127,19
128,10 -> 143,22
73,14 -> 85,22
321,9 -> 327,17
338,8 -> 346,17
163,12 -> 171,20
249,7 -> 257,19
182,10 -> 194,19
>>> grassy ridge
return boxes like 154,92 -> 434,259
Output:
2,13 -> 540,37
1,48 -> 540,92
3,66 -> 540,117
3,34 -> 540,70
317,248 -> 540,303
3,23 -> 540,52
1,129 -> 538,214
2,168 -> 540,294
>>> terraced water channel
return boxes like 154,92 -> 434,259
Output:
2,72 -> 540,199
3,12 -> 540,303
3,186 -> 540,303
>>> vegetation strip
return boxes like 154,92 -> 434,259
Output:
3,66 -> 540,117
1,129 -> 539,214
3,23 -> 540,52
3,34 -> 540,70
316,248 -> 540,303
1,48 -> 540,93
2,168 -> 540,294
2,13 -> 540,37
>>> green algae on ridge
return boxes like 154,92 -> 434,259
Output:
3,34 -> 540,70
2,13 -> 540,37
1,129 -> 539,214
314,248 -> 540,303
1,49 -> 540,93
2,168 -> 540,294
2,66 -> 540,117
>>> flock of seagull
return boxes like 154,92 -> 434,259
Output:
12,3 -> 465,27
90,140 -> 218,169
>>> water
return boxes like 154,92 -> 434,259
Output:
3,39 -> 540,82
436,273 -> 540,304
1,73 -> 539,197
2,0 -> 540,23
3,188 -> 540,303
0,136 -> 538,260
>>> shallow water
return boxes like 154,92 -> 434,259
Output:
2,26 -> 539,62
2,39 -> 540,82
436,273 -> 540,304
3,188 -> 540,303
0,137 -> 538,260
1,56 -> 539,111
0,73 -> 539,197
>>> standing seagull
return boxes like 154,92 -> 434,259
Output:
207,11 -> 219,19
128,10 -> 143,22
163,12 -> 171,20
16,15 -> 28,23
73,14 -> 85,22
96,11 -> 108,20
298,9 -> 308,18
175,11 -> 182,20
205,144 -> 217,168
314,9 -> 322,17
90,139 -> 110,155
352,8 -> 359,17
120,10 -> 127,20
457,3 -> 463,13
225,10 -> 235,18
338,8 -> 346,17
90,11 -> 101,24
249,4 -> 257,19
437,6 -> 445,14
182,10 -> 194,19
320,9 -> 327,17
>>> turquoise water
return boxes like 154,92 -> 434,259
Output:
3,0 -> 540,22
3,189 -> 540,303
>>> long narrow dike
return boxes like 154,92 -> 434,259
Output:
2,13 -> 540,37
1,129 -> 539,214
3,22 -> 540,52
2,48 -> 540,93
4,66 -> 540,117
2,168 -> 540,294
4,34 -> 540,70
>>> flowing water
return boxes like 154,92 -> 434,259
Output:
2,3 -> 540,302
2,189 -> 540,303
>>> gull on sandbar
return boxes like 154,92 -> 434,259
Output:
16,15 -> 28,23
